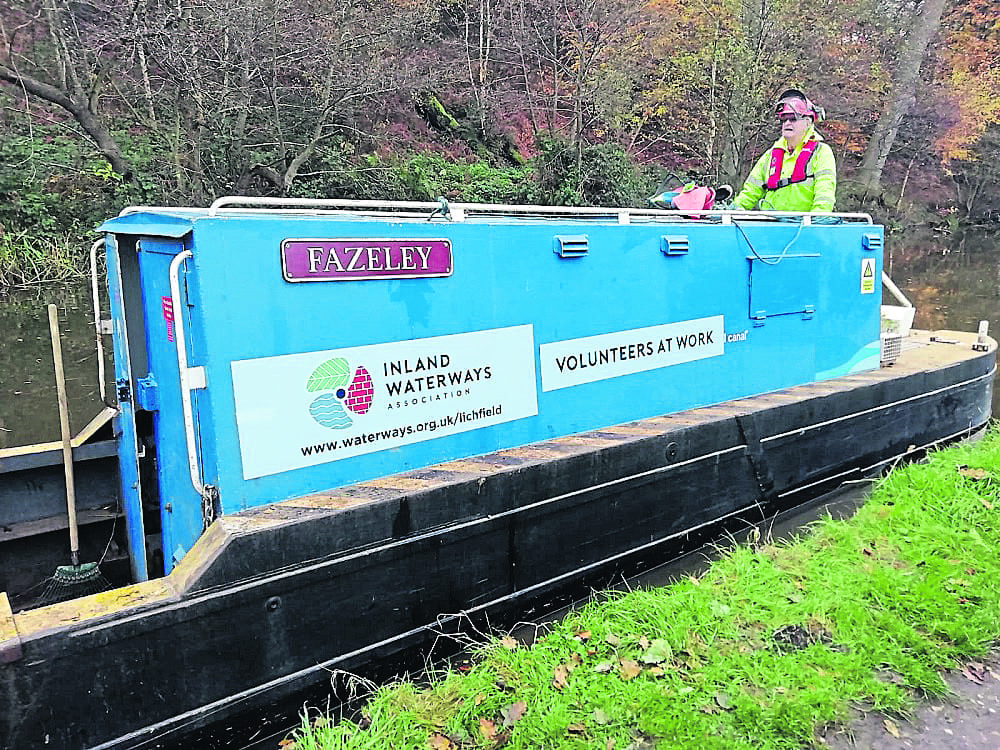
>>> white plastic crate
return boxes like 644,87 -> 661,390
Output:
881,304 -> 915,337
880,332 -> 902,366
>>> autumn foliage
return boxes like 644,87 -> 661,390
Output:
0,0 -> 998,220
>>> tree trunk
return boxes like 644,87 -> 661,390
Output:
856,0 -> 948,198
0,65 -> 134,179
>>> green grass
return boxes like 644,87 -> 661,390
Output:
287,429 -> 1000,749
0,228 -> 90,288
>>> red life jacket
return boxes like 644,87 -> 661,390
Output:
766,139 -> 820,190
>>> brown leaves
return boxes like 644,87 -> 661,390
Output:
501,701 -> 527,727
957,465 -> 992,481
429,733 -> 458,750
956,466 -> 996,508
883,718 -> 901,738
478,717 -> 511,748
499,635 -> 520,650
589,633 -> 680,681
619,659 -> 643,680
564,710 -> 610,739
466,701 -> 527,749
479,717 -> 499,741
553,652 -> 583,690
961,661 -> 990,684
552,663 -> 570,690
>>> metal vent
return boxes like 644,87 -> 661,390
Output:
863,233 -> 883,252
554,235 -> 589,258
661,235 -> 690,256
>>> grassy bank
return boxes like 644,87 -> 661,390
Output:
288,430 -> 1000,749
0,229 -> 91,289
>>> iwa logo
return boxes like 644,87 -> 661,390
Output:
306,357 -> 373,429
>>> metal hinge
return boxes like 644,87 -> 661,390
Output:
137,375 -> 159,411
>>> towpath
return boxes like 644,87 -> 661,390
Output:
820,652 -> 1000,749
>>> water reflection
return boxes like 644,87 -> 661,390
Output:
891,227 -> 1000,335
0,283 -> 113,449
889,226 -> 1000,417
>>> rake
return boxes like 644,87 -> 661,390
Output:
38,303 -> 111,605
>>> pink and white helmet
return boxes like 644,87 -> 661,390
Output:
775,88 -> 825,121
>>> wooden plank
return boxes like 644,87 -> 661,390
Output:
0,406 -> 117,461
0,593 -> 21,664
0,507 -> 120,542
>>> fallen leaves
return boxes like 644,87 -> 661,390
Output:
640,639 -> 672,665
962,661 -> 990,684
553,653 -> 583,690
478,717 -> 511,747
957,465 -> 992,481
619,659 -> 643,680
429,733 -> 457,750
479,717 -> 498,741
552,664 -> 570,690
883,718 -> 901,738
501,701 -> 527,727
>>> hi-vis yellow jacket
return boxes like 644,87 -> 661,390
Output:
734,126 -> 837,212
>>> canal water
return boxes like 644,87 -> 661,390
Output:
2,226 -> 997,450
0,283 -> 113,450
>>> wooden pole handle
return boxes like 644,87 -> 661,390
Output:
48,304 -> 79,565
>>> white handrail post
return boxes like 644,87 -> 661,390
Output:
169,249 -> 208,497
882,271 -> 913,308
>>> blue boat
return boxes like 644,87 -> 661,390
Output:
0,199 -> 993,749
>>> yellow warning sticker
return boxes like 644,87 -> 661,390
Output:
860,257 -> 876,294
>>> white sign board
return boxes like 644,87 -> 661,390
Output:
540,316 -> 725,391
231,325 -> 538,479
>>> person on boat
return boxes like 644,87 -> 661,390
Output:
733,89 -> 836,213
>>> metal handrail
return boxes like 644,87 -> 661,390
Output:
882,271 -> 914,308
88,239 -> 111,406
202,195 -> 874,224
168,249 -> 208,498
112,197 -> 875,224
